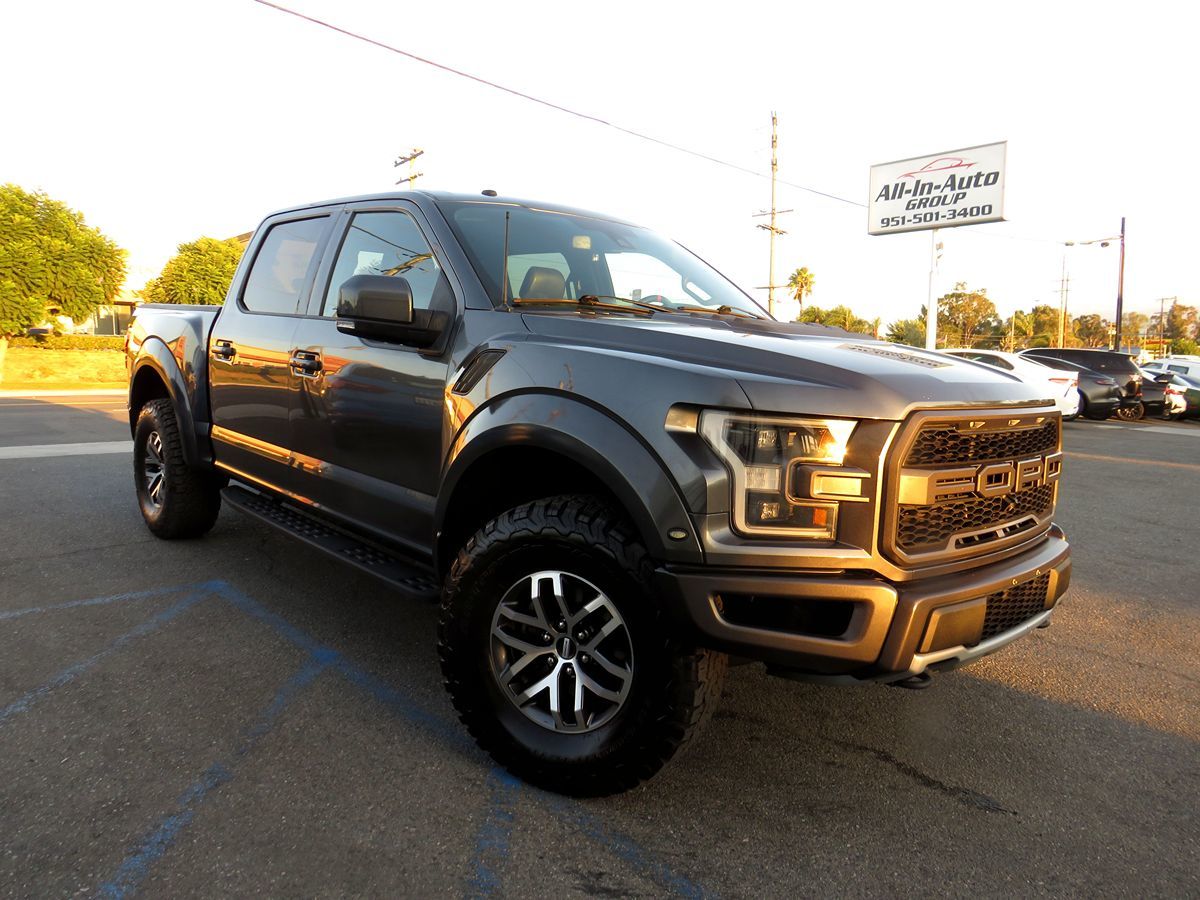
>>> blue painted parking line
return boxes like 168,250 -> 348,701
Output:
470,767 -> 523,897
96,653 -> 334,900
540,794 -> 715,900
0,590 -> 206,726
0,581 -> 216,622
2,577 -> 712,897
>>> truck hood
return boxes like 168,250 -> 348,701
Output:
520,313 -> 1050,420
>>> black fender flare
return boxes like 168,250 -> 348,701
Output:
128,338 -> 203,467
436,391 -> 703,567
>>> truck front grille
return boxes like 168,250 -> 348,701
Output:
897,483 -> 1055,554
978,573 -> 1051,641
906,419 -> 1059,465
883,410 -> 1062,566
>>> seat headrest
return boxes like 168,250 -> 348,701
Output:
519,266 -> 566,299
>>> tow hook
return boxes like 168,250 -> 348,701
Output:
889,672 -> 934,690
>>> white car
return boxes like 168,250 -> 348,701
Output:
944,348 -> 1081,419
1142,357 -> 1200,381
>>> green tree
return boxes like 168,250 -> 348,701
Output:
1122,311 -> 1149,345
141,236 -> 245,306
0,184 -> 126,339
1073,313 -> 1109,347
1171,337 -> 1199,356
796,304 -> 872,334
1164,302 -> 1198,341
885,318 -> 926,346
786,267 -> 815,311
1026,304 -> 1062,347
936,282 -> 998,348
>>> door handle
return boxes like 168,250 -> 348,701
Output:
289,351 -> 323,376
212,340 -> 236,360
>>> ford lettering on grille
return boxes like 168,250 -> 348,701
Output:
882,412 -> 1063,565
897,452 -> 1063,506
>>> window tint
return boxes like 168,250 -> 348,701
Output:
508,252 -> 574,299
242,218 -> 327,314
1168,364 -> 1188,373
323,211 -> 450,316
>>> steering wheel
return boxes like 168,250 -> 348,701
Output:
638,294 -> 672,306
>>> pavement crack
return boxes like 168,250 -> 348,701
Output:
832,739 -> 1018,815
0,537 -> 156,565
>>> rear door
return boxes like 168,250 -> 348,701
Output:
209,211 -> 336,497
287,201 -> 460,554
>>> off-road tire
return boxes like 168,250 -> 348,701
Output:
133,399 -> 222,539
438,495 -> 726,796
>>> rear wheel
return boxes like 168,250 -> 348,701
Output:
133,399 -> 222,539
1116,401 -> 1145,421
438,495 -> 726,796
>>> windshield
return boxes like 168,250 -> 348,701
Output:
438,201 -> 766,318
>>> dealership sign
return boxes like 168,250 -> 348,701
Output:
868,141 -> 1006,235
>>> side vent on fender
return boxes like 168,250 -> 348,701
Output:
452,349 -> 506,395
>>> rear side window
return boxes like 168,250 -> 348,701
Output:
242,218 -> 327,314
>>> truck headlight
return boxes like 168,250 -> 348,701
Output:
699,411 -> 856,539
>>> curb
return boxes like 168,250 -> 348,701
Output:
0,388 -> 126,398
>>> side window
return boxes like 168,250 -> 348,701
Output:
981,355 -> 1013,370
323,211 -> 450,316
242,217 -> 327,314
1168,364 -> 1187,373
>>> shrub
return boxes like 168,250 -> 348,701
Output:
8,334 -> 125,350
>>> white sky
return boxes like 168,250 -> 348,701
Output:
3,0 -> 1195,326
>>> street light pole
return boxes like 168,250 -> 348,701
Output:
1114,216 -> 1126,351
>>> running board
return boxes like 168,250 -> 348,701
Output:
222,485 -> 440,601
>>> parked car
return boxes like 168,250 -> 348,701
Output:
1018,356 -> 1122,420
1157,372 -> 1200,420
943,349 -> 1080,419
1021,348 -> 1144,418
1143,357 -> 1200,381
124,189 -> 1072,795
1135,366 -> 1167,417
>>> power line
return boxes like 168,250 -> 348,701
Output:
248,0 -> 864,208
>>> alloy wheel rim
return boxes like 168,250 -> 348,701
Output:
143,431 -> 166,509
489,570 -> 634,734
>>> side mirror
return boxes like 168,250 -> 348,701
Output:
335,274 -> 445,348
337,274 -> 414,325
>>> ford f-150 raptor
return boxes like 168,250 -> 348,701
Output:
126,190 -> 1071,795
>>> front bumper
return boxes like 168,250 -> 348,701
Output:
654,526 -> 1071,682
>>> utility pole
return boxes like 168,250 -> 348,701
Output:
753,112 -> 789,317
925,231 -> 942,350
1155,296 -> 1177,358
1113,216 -> 1126,350
394,148 -> 424,187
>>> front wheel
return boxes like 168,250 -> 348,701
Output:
133,399 -> 222,539
438,495 -> 726,796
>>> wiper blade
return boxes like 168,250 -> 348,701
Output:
580,295 -> 762,319
511,296 -> 653,316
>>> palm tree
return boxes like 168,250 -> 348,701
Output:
786,267 -> 815,311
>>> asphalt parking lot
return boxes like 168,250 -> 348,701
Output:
1,394 -> 1197,898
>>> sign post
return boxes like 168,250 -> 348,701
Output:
869,141 -> 1007,349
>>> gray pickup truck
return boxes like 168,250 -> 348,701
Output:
126,190 -> 1071,795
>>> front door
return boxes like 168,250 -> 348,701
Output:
208,213 -> 333,498
288,204 -> 456,555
